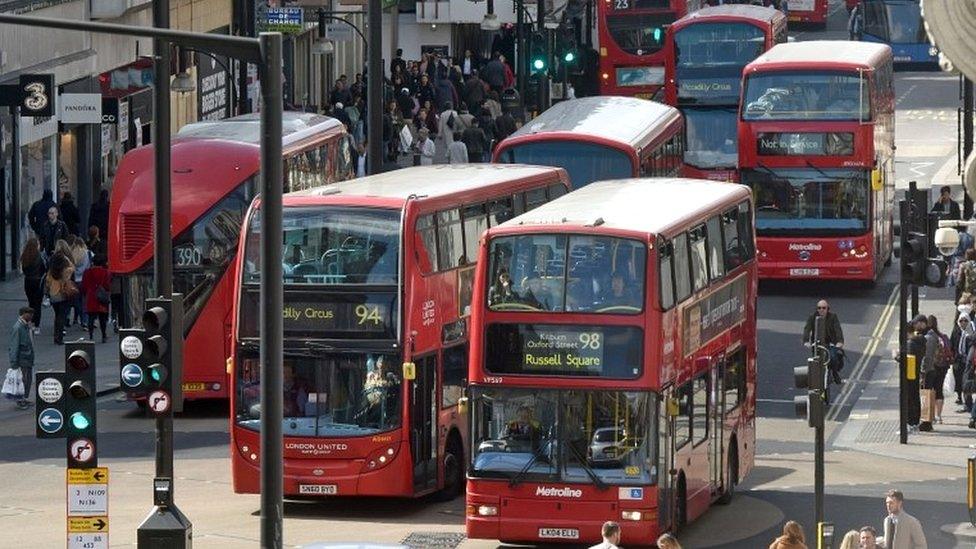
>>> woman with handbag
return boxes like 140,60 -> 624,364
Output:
81,254 -> 111,343
69,236 -> 91,330
19,237 -> 45,335
45,245 -> 76,345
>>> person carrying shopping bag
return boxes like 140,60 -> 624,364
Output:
4,307 -> 35,409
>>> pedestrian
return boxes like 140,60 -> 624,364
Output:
859,526 -> 879,549
926,314 -> 951,424
769,520 -> 807,549
499,53 -> 515,90
495,111 -> 517,144
417,128 -> 435,166
848,2 -> 863,40
45,246 -> 75,345
39,205 -> 69,258
880,489 -> 926,549
461,48 -> 479,77
59,192 -> 80,236
838,530 -> 860,549
656,533 -> 682,549
81,254 -> 111,343
7,307 -> 35,409
803,299 -> 845,384
484,91 -> 503,120
70,236 -> 91,330
956,249 -> 976,304
414,107 -> 438,137
587,521 -> 621,549
439,101 -> 460,145
19,237 -> 45,335
416,74 -> 436,108
482,52 -> 506,94
448,139 -> 469,164
390,48 -> 407,78
462,118 -> 489,163
87,225 -> 106,259
931,185 -> 961,220
88,189 -> 110,240
906,315 -> 927,431
950,310 -> 974,406
354,142 -> 368,178
27,188 -> 56,236
457,102 -> 475,130
462,70 -> 488,111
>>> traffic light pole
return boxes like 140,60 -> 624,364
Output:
813,317 -> 825,526
898,198 -> 910,445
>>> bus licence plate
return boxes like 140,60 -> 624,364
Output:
539,528 -> 579,540
182,383 -> 205,392
789,268 -> 820,277
299,484 -> 337,495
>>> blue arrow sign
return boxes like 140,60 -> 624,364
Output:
38,408 -> 63,434
121,363 -> 143,388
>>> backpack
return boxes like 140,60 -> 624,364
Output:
963,261 -> 976,294
937,333 -> 954,370
447,112 -> 456,130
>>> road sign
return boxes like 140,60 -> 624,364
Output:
38,377 -> 63,403
68,532 -> 107,549
68,516 -> 108,532
68,467 -> 108,484
147,390 -> 170,414
67,466 -> 108,516
69,438 -> 95,465
324,22 -> 353,42
120,336 -> 143,359
120,364 -> 143,388
38,408 -> 64,434
264,7 -> 303,33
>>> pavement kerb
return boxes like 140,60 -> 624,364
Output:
940,522 -> 976,542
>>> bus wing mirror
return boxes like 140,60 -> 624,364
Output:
457,396 -> 469,415
402,361 -> 416,381
871,169 -> 883,191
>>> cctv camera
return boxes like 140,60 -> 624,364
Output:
935,226 -> 960,257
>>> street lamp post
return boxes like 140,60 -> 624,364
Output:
0,13 -> 286,548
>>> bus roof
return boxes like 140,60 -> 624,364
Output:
497,96 -> 682,153
285,164 -> 566,205
745,41 -> 892,72
672,3 -> 786,30
176,111 -> 342,146
498,178 -> 750,237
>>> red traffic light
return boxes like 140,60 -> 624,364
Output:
143,306 -> 168,332
67,350 -> 92,371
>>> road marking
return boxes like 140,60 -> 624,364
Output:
757,398 -> 795,404
826,283 -> 899,421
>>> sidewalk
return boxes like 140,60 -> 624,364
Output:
833,284 -> 975,468
0,273 -> 121,401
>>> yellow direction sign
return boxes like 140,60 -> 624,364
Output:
67,467 -> 108,484
67,516 -> 108,532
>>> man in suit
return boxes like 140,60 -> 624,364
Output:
932,185 -> 962,220
879,489 -> 927,549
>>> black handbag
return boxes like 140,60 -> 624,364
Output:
96,285 -> 111,305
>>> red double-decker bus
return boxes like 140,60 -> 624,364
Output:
597,0 -> 704,98
493,96 -> 684,188
664,5 -> 787,182
230,165 -> 570,499
788,0 -> 829,26
738,41 -> 895,281
109,112 -> 353,402
466,178 -> 758,545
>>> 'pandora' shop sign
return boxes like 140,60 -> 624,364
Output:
59,93 -> 103,124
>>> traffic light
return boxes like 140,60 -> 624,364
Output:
902,229 -> 947,288
118,295 -> 184,415
530,33 -> 548,74
64,341 -> 97,468
794,355 -> 825,429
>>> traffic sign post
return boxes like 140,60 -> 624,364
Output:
67,467 -> 108,549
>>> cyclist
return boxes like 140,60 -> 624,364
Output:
803,299 -> 845,384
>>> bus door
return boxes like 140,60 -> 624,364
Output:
411,354 -> 438,492
709,355 -> 725,493
658,386 -> 674,532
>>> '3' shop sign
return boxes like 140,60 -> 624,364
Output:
19,74 -> 55,118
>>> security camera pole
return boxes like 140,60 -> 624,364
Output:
0,14 -> 286,548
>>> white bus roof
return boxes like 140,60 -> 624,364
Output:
746,40 -> 891,72
176,112 -> 343,146
674,4 -> 786,28
499,96 -> 682,152
288,164 -> 566,202
500,178 -> 751,237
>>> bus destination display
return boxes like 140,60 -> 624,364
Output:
240,290 -> 396,339
486,324 -> 642,378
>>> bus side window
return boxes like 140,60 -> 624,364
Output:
488,198 -> 515,226
675,382 -> 692,449
737,202 -> 755,261
513,192 -> 526,215
659,241 -> 675,311
416,214 -> 438,274
692,376 -> 708,445
462,203 -> 488,266
525,187 -> 547,211
441,345 -> 467,408
437,209 -> 465,271
722,209 -> 741,271
547,183 -> 567,201
689,225 -> 709,293
706,215 -> 725,281
724,347 -> 747,413
673,232 -> 692,303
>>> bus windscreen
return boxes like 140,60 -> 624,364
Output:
486,234 -> 646,313
244,206 -> 399,285
235,353 -> 402,436
684,108 -> 738,169
470,388 -> 657,485
742,168 -> 869,234
605,12 -> 672,55
675,22 -> 764,104
499,142 -> 633,188
742,71 -> 870,121
880,2 -> 927,44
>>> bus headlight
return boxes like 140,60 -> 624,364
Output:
621,510 -> 643,521
477,505 -> 499,516
362,445 -> 400,472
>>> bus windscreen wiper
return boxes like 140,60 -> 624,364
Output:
566,442 -> 608,491
509,441 -> 553,487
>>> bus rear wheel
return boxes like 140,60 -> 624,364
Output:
718,447 -> 737,505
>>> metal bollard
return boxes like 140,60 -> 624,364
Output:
968,455 -> 976,527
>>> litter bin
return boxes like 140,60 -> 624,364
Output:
501,88 -> 521,114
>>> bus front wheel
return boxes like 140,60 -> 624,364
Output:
675,475 -> 688,531
435,436 -> 464,502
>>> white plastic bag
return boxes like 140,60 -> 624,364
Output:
944,368 -> 956,398
1,368 -> 24,398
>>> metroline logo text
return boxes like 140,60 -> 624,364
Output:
536,486 -> 583,498
788,243 -> 823,251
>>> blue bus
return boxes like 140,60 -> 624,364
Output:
851,0 -> 938,66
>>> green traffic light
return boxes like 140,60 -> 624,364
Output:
653,28 -> 662,42
70,412 -> 91,430
564,51 -> 575,63
533,58 -> 545,71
